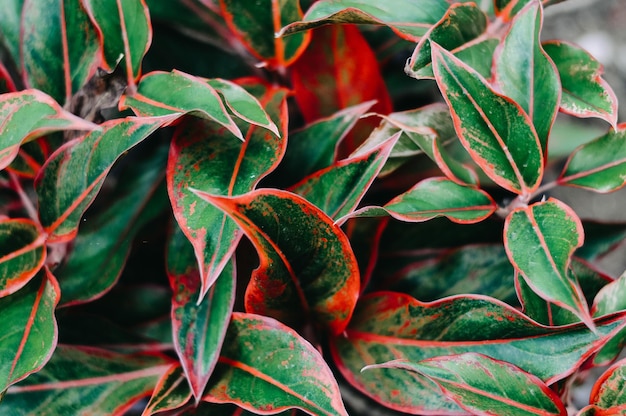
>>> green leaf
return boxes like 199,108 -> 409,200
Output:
2,346 -> 172,415
504,198 -> 593,329
558,125 -> 626,192
0,90 -> 96,170
193,189 -> 359,335
0,268 -> 59,394
278,0 -> 450,41
576,220 -> 626,261
167,83 -> 287,299
365,353 -> 567,416
332,291 -> 626,415
55,146 -> 168,306
0,0 -> 23,74
167,223 -> 235,401
589,357 -> 626,410
543,41 -> 618,127
203,313 -> 348,416
82,0 -> 152,93
432,43 -> 543,195
142,364 -> 192,416
494,1 -> 559,154
292,133 -> 399,221
35,115 -> 176,242
406,3 -> 488,79
591,272 -> 626,365
351,177 -> 496,224
0,218 -> 46,297
20,0 -> 100,104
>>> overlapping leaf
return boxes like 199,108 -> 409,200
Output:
167,82 -> 287,299
167,223 -> 235,401
203,313 -> 348,416
0,268 -> 59,394
2,346 -> 172,414
589,358 -> 626,411
143,364 -> 192,416
0,90 -> 96,170
278,0 -> 450,41
83,0 -> 152,93
494,1 -> 559,153
365,353 -> 567,416
220,0 -> 310,67
332,291 -> 626,415
0,219 -> 46,297
558,125 -> 626,192
504,198 -> 593,328
35,114 -> 177,242
193,189 -> 359,335
543,41 -> 618,127
591,272 -> 626,365
350,177 -> 496,224
20,0 -> 100,104
432,43 -> 543,195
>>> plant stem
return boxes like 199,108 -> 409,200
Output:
8,172 -> 39,225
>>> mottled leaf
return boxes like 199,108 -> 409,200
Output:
193,189 -> 359,335
203,313 -> 348,416
0,268 -> 59,393
2,346 -> 172,415
142,364 -> 192,416
167,223 -> 235,401
0,218 -> 46,297
494,1 -> 559,154
432,43 -> 543,195
366,353 -> 567,416
0,90 -> 96,170
589,357 -> 626,411
35,115 -> 176,242
543,41 -> 618,127
279,0 -> 450,41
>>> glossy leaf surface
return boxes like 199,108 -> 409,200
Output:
366,353 -> 567,416
0,269 -> 59,393
2,346 -> 171,415
543,41 -> 618,127
82,0 -> 152,93
167,223 -> 235,401
0,90 -> 96,170
332,291 -> 626,415
203,312 -> 348,416
143,364 -> 192,416
167,83 -> 287,299
0,219 -> 46,297
432,43 -> 543,195
494,1 -> 559,153
193,189 -> 359,335
504,198 -> 592,328
558,125 -> 626,192
279,0 -> 450,41
35,115 -> 175,242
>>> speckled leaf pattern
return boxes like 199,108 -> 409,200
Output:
278,0 -> 450,41
167,83 -> 287,300
0,268 -> 59,394
0,90 -> 96,170
82,0 -> 152,93
432,43 -> 543,195
558,124 -> 626,192
406,3 -> 488,80
167,223 -> 235,401
332,291 -> 626,415
291,133 -> 399,221
20,0 -> 100,104
366,353 -> 567,416
0,219 -> 46,297
494,1 -> 559,154
193,189 -> 359,335
35,115 -> 176,242
351,178 -> 496,224
505,198 -> 593,328
588,357 -> 626,412
203,312 -> 348,416
543,41 -> 618,127
142,364 -> 192,416
220,0 -> 310,67
2,346 -> 172,415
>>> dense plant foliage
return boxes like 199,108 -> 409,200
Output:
1,0 -> 626,414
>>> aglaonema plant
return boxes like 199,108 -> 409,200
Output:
1,0 -> 626,414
